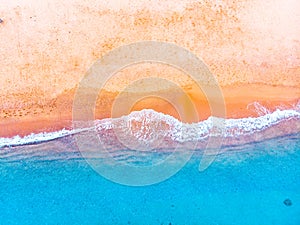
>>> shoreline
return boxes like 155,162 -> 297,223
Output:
1,108 -> 299,150
1,84 -> 299,138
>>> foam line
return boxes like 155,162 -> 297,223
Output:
0,108 -> 299,149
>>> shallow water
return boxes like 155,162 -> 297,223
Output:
1,108 -> 300,224
0,132 -> 299,225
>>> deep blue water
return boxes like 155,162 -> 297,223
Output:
0,133 -> 299,225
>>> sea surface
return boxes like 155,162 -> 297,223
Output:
0,106 -> 299,225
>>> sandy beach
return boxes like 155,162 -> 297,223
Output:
0,0 -> 299,137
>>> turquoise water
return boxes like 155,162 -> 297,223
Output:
0,133 -> 299,225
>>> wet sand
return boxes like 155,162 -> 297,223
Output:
1,84 -> 298,138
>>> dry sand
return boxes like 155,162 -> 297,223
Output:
0,0 -> 299,137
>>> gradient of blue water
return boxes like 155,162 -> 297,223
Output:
0,134 -> 299,225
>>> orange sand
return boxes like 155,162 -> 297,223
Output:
1,84 -> 299,137
0,0 -> 299,137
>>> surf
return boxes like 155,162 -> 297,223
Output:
0,103 -> 299,150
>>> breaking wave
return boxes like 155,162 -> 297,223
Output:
0,103 -> 299,150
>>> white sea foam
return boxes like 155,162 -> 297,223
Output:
0,107 -> 299,149
0,128 -> 87,148
224,109 -> 300,137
